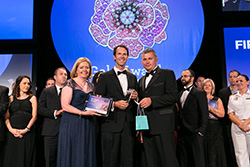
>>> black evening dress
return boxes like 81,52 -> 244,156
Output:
204,97 -> 227,167
57,79 -> 96,167
4,96 -> 35,167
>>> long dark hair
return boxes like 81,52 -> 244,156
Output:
12,75 -> 33,98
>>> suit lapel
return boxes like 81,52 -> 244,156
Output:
53,86 -> 61,104
110,69 -> 124,97
182,87 -> 194,109
146,68 -> 160,89
127,73 -> 133,89
140,76 -> 146,92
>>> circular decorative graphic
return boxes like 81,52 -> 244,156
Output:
51,0 -> 204,78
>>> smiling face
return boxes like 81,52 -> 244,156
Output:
141,52 -> 158,72
236,75 -> 249,91
19,77 -> 31,94
113,46 -> 129,69
76,61 -> 90,79
203,81 -> 213,95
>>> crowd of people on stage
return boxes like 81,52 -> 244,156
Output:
0,44 -> 250,167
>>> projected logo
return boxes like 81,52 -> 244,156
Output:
51,0 -> 204,78
89,0 -> 169,58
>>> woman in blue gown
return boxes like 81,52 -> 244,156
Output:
57,57 -> 101,167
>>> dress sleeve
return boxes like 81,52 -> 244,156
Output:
64,79 -> 74,89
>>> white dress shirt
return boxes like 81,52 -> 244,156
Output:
114,67 -> 128,96
180,85 -> 193,108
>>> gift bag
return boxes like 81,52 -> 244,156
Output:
135,105 -> 149,130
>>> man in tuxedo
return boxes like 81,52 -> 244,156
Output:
38,67 -> 67,167
218,70 -> 240,167
177,69 -> 208,167
138,48 -> 179,167
95,45 -> 138,167
0,85 -> 9,167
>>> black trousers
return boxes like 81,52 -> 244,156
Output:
177,131 -> 205,167
101,122 -> 134,167
44,136 -> 58,167
141,131 -> 179,167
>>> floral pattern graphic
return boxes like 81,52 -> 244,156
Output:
89,0 -> 170,58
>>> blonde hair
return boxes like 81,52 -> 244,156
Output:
202,78 -> 215,95
70,57 -> 92,79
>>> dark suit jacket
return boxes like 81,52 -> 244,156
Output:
0,86 -> 9,141
218,87 -> 232,126
138,68 -> 178,135
38,86 -> 62,136
95,69 -> 137,133
178,87 -> 208,135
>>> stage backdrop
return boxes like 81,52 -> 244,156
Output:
51,0 -> 204,79
0,54 -> 33,95
224,27 -> 250,85
0,0 -> 33,40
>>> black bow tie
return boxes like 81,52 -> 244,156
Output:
117,70 -> 127,75
183,86 -> 193,92
146,69 -> 156,77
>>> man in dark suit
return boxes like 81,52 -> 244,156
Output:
38,67 -> 67,167
177,69 -> 208,167
138,48 -> 179,167
0,85 -> 9,167
95,45 -> 138,167
218,70 -> 240,167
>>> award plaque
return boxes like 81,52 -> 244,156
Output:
85,95 -> 113,117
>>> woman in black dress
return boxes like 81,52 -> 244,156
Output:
4,75 -> 37,167
202,78 -> 227,167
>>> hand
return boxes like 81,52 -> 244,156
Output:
139,98 -> 152,108
19,128 -> 29,136
127,89 -> 138,100
10,128 -> 23,138
136,131 -> 143,143
81,110 -> 102,116
56,109 -> 64,116
239,121 -> 248,132
114,100 -> 129,110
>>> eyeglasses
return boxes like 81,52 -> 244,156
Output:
181,75 -> 191,78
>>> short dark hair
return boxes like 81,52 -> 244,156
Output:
229,70 -> 240,77
141,48 -> 157,58
54,67 -> 67,76
239,74 -> 249,82
46,77 -> 54,82
113,45 -> 129,56
184,69 -> 195,78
